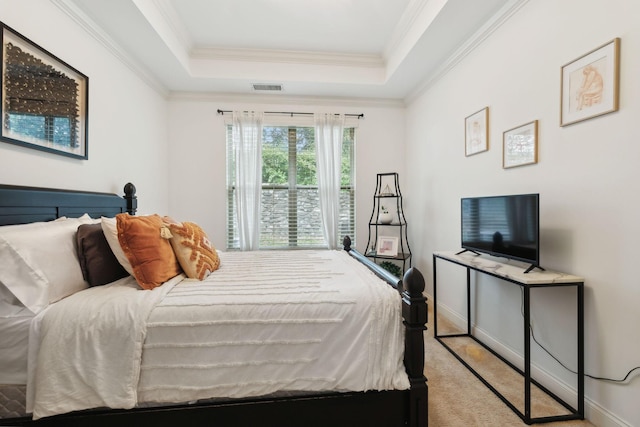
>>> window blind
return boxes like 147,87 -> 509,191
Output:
227,125 -> 355,249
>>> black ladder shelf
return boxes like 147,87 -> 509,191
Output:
365,172 -> 412,276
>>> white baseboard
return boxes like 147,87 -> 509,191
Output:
429,295 -> 630,427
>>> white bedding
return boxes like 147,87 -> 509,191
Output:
0,283 -> 33,384
27,250 -> 408,419
27,275 -> 181,419
0,310 -> 32,385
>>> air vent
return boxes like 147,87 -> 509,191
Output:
252,83 -> 283,92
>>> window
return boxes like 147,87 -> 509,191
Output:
7,113 -> 73,147
227,125 -> 355,249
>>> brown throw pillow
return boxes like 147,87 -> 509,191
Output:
116,214 -> 182,290
76,223 -> 129,287
166,221 -> 220,280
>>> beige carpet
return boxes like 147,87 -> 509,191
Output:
425,302 -> 595,427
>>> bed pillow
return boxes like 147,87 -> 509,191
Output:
116,214 -> 182,290
76,223 -> 129,287
101,216 -> 134,276
165,221 -> 220,280
0,216 -> 94,313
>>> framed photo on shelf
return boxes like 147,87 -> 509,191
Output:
560,38 -> 620,127
1,22 -> 89,159
503,120 -> 538,169
377,236 -> 398,257
465,107 -> 488,156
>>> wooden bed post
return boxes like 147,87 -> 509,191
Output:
402,267 -> 428,427
124,182 -> 137,215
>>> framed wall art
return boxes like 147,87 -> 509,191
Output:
1,22 -> 88,159
560,38 -> 620,127
465,107 -> 488,156
503,120 -> 538,169
376,236 -> 398,257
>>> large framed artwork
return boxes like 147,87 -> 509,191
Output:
1,22 -> 88,159
503,120 -> 538,169
465,107 -> 488,156
560,38 -> 620,127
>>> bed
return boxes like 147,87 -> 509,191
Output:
0,183 -> 427,427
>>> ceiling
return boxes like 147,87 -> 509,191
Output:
64,0 -> 519,100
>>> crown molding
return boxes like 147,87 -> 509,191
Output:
51,0 -> 169,97
144,0 -> 384,71
191,46 -> 384,68
148,0 -> 193,50
131,0 -> 191,68
168,91 -> 405,109
405,0 -> 530,105
384,0 -> 433,59
52,0 -> 524,105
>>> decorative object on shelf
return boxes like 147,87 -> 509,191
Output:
377,236 -> 398,257
365,172 -> 412,274
561,37 -> 620,127
378,205 -> 393,224
379,261 -> 402,278
464,106 -> 488,156
379,184 -> 394,196
503,120 -> 538,169
0,22 -> 89,159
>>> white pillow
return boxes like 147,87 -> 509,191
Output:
100,217 -> 134,276
0,216 -> 94,313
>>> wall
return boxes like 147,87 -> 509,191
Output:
3,0 -> 636,424
167,95 -> 405,251
0,0 -> 170,214
404,0 -> 640,426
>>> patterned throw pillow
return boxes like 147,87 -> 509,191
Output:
165,221 -> 220,280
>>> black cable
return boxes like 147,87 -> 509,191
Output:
520,288 -> 640,383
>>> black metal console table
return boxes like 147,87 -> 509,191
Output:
432,251 -> 584,425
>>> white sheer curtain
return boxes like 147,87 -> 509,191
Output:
232,111 -> 263,251
314,113 -> 345,249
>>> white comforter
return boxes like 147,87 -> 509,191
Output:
28,250 -> 409,419
27,275 -> 181,419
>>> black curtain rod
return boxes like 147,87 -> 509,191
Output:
217,109 -> 364,119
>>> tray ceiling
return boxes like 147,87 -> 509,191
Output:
63,0 -> 520,100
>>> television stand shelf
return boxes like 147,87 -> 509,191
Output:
432,251 -> 584,425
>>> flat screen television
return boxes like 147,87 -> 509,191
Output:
460,193 -> 542,273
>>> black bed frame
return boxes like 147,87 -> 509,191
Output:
0,183 -> 137,225
0,183 -> 427,427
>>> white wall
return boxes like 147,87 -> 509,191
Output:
167,95 -> 405,252
3,0 -> 637,425
405,1 -> 640,426
0,0 -> 170,214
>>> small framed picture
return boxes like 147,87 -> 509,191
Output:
465,107 -> 489,156
560,38 -> 620,126
503,120 -> 538,169
377,236 -> 398,257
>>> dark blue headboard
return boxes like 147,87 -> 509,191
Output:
0,183 -> 136,226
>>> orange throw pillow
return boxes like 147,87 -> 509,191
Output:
116,214 -> 182,290
167,221 -> 220,280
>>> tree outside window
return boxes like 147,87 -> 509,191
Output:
227,126 -> 355,249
